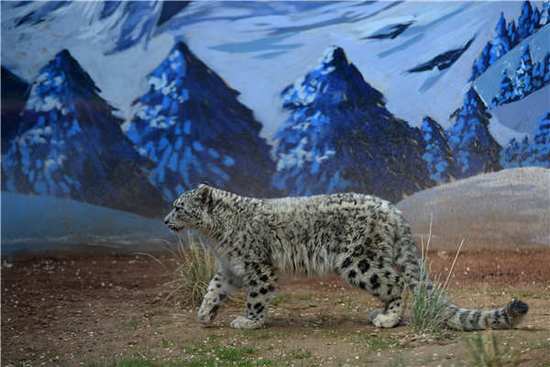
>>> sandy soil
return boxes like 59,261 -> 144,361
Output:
2,248 -> 550,367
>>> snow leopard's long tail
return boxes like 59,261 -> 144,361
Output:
398,235 -> 528,331
440,298 -> 528,331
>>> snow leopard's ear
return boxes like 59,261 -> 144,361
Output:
197,184 -> 213,209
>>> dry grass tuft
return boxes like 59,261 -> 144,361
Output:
409,217 -> 465,335
466,331 -> 520,367
164,233 -> 216,307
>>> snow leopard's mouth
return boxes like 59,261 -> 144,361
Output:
166,224 -> 185,232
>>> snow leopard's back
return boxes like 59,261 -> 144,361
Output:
256,192 -> 409,276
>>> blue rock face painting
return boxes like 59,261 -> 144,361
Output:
3,8 -> 550,367
273,46 -> 432,201
420,117 -> 458,184
1,67 -> 29,153
2,50 -> 166,217
491,46 -> 550,106
501,113 -> 550,168
1,1 -> 549,219
124,42 -> 275,201
447,88 -> 502,179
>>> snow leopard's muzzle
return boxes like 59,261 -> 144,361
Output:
164,209 -> 186,232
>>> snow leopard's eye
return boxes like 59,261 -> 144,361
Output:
175,204 -> 190,214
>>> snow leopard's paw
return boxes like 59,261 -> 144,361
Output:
367,309 -> 383,323
371,312 -> 401,328
230,316 -> 265,329
197,304 -> 219,326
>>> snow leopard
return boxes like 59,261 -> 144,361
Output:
164,184 -> 529,330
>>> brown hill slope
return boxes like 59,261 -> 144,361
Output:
397,167 -> 550,250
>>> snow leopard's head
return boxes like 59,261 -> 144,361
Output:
164,184 -> 213,232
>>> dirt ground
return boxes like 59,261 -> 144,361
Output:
2,248 -> 550,367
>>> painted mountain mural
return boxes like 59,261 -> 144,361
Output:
447,88 -> 502,179
5,1 -> 550,146
491,46 -> 550,107
1,1 -> 548,217
471,2 -> 549,138
273,46 -> 432,202
420,116 -> 458,184
470,1 -> 548,81
2,50 -> 166,217
123,42 -> 275,201
501,112 -> 550,168
1,67 -> 28,154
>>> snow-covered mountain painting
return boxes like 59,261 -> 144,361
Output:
124,42 -> 275,201
2,4 -> 550,365
1,1 -> 549,252
2,49 -> 167,218
272,46 -> 432,201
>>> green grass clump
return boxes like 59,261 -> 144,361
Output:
213,345 -> 256,362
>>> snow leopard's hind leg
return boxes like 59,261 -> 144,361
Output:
338,241 -> 405,328
198,271 -> 239,326
231,262 -> 277,330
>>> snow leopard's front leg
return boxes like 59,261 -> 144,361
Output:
230,263 -> 277,330
198,272 -> 236,326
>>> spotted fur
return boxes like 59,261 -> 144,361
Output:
164,184 -> 528,330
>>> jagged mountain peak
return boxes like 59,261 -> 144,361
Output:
318,45 -> 350,70
3,49 -> 166,217
125,41 -> 275,200
25,49 -> 115,123
302,45 -> 358,82
460,88 -> 489,120
145,42 -> 188,84
45,49 -> 98,90
422,116 -> 440,129
422,116 -> 449,137
173,40 -> 193,55
274,46 -> 433,201
47,49 -> 93,78
28,49 -> 102,110
282,45 -> 384,110
447,88 -> 501,178
421,116 -> 448,139
159,41 -> 192,64
56,49 -> 74,61
141,40 -> 245,107
146,41 -> 203,82
420,116 -> 457,183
